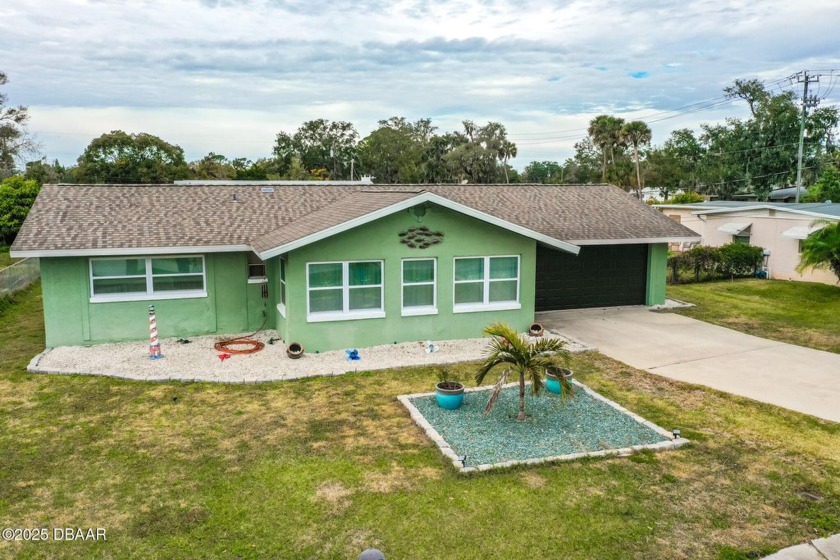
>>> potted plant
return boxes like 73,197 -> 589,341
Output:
286,342 -> 304,359
545,365 -> 574,395
435,368 -> 465,410
528,322 -> 545,337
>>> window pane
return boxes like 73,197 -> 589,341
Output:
153,276 -> 205,292
403,260 -> 434,283
309,288 -> 343,313
454,282 -> 484,304
349,262 -> 381,286
93,277 -> 147,295
349,287 -> 382,310
489,280 -> 517,302
404,284 -> 434,307
455,258 -> 483,281
280,282 -> 286,305
280,258 -> 286,281
490,257 -> 518,279
152,257 -> 203,275
309,263 -> 342,287
91,258 -> 145,277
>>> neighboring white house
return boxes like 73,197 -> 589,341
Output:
654,201 -> 840,285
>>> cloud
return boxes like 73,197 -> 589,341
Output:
1,0 -> 839,167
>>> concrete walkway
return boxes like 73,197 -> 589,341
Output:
762,534 -> 840,559
536,306 -> 840,423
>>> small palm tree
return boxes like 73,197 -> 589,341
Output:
476,322 -> 571,421
796,219 -> 840,280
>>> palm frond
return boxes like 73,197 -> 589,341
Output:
482,367 -> 510,416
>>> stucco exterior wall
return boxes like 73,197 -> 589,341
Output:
279,204 -> 537,353
40,252 -> 268,347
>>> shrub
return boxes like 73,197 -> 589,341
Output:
718,243 -> 765,279
668,191 -> 705,204
667,243 -> 764,283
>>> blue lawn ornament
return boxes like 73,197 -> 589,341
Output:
345,349 -> 361,361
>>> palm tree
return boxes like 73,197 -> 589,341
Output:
796,219 -> 840,280
499,139 -> 517,183
588,115 -> 625,182
476,322 -> 571,421
621,121 -> 652,198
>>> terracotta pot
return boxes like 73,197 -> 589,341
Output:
286,342 -> 304,359
529,322 -> 545,337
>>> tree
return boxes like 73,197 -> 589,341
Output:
272,119 -> 358,180
521,161 -> 565,183
357,117 -> 435,183
475,322 -> 570,422
24,159 -> 69,185
189,152 -> 236,179
621,120 -> 652,197
796,220 -> 840,280
587,115 -> 626,182
564,138 -> 601,184
0,176 -> 40,245
0,72 -> 38,178
75,131 -> 189,183
801,166 -> 840,203
444,121 -> 516,183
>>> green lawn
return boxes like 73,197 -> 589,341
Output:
668,279 -> 840,353
1,283 -> 839,559
0,248 -> 18,269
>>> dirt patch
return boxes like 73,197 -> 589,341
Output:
363,464 -> 441,494
521,472 -> 546,488
313,481 -> 355,513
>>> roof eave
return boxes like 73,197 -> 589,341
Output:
568,236 -> 701,246
9,245 -> 252,259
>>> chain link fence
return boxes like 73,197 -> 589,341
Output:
0,258 -> 40,296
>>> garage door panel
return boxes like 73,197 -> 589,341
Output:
536,244 -> 648,311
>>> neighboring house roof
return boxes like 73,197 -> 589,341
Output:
769,186 -> 807,201
11,183 -> 699,258
655,201 -> 840,220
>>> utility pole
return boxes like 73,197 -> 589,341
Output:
792,70 -> 821,203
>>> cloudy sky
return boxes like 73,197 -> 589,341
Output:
2,0 -> 839,170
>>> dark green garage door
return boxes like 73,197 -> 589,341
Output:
535,244 -> 648,311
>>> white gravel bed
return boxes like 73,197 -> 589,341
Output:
28,330 -> 593,383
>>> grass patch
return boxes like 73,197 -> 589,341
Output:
668,279 -> 840,353
1,288 -> 839,558
0,248 -> 18,269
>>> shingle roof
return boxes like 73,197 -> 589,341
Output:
11,183 -> 698,255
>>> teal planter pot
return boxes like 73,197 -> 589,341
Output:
436,382 -> 465,410
545,367 -> 573,395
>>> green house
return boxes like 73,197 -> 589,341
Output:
10,183 -> 698,352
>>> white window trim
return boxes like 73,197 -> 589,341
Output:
277,256 -> 287,317
89,255 -> 207,303
306,260 -> 385,322
453,255 -> 520,313
247,254 -> 267,283
401,258 -> 437,316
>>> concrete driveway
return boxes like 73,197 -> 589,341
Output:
536,307 -> 840,423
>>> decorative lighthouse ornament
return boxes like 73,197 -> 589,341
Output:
148,305 -> 163,359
